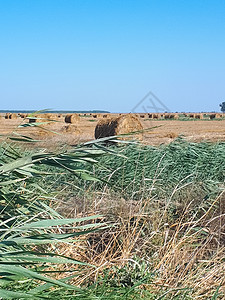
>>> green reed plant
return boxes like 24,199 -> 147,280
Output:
0,136 -> 122,298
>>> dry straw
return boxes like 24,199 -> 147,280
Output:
95,113 -> 143,139
61,124 -> 81,135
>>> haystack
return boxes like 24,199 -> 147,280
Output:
9,113 -> 17,119
153,114 -> 160,119
95,114 -> 143,139
189,114 -> 196,118
19,113 -> 28,118
164,114 -> 170,119
195,114 -> 203,119
65,114 -> 80,123
169,113 -> 179,120
209,113 -> 220,119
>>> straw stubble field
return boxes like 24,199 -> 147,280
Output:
1,113 -> 225,147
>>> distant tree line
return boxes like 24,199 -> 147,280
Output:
220,102 -> 225,113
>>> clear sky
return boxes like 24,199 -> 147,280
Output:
0,0 -> 224,112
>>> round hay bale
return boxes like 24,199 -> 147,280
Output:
164,114 -> 170,119
92,114 -> 97,118
148,113 -> 153,119
168,113 -> 179,120
152,114 -> 160,119
195,114 -> 203,119
209,113 -> 216,119
5,113 -> 10,119
189,114 -> 195,118
65,114 -> 80,123
95,114 -> 143,139
9,113 -> 17,119
19,113 -> 28,118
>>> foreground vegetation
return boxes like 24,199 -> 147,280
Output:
0,133 -> 225,299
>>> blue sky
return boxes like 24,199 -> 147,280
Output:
0,0 -> 224,112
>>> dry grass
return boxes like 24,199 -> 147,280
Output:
51,179 -> 225,298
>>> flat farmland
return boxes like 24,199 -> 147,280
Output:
1,113 -> 225,147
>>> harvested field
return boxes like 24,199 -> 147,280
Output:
1,113 -> 225,147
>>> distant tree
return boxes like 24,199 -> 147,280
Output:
219,102 -> 225,113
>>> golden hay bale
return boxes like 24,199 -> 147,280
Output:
65,114 -> 80,123
5,113 -> 10,119
164,114 -> 170,119
95,114 -> 143,139
9,113 -> 17,119
195,114 -> 203,119
168,113 -> 179,120
103,114 -> 109,118
209,113 -> 216,119
148,113 -> 161,119
189,113 -> 195,118
19,113 -> 28,118
92,114 -> 97,118
152,113 -> 160,119
61,124 -> 81,134
209,113 -> 220,119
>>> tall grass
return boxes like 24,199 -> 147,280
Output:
1,132 -> 225,298
48,138 -> 225,299
0,137 -> 118,298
